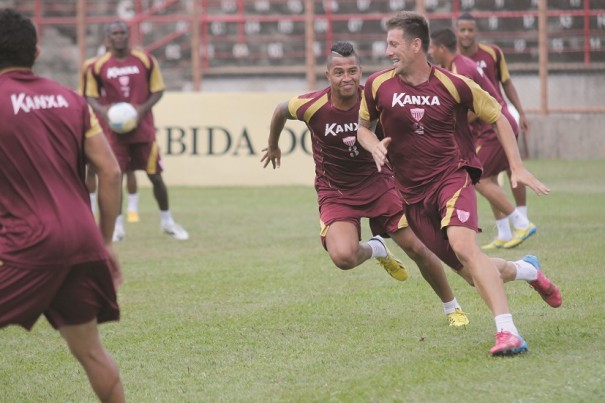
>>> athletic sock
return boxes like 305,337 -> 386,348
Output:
496,218 -> 512,241
495,313 -> 519,336
509,208 -> 530,230
160,210 -> 174,226
513,259 -> 539,281
89,192 -> 97,214
443,298 -> 461,315
127,192 -> 140,212
115,214 -> 124,227
367,238 -> 387,258
517,205 -> 528,221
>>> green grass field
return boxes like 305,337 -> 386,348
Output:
1,159 -> 604,402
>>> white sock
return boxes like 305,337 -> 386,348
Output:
513,259 -> 539,281
496,218 -> 512,241
517,206 -> 528,221
494,313 -> 519,336
367,237 -> 387,258
443,298 -> 461,315
160,210 -> 174,226
89,192 -> 97,214
127,192 -> 139,212
115,214 -> 124,228
509,208 -> 530,230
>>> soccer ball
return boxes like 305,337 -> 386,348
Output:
107,102 -> 138,134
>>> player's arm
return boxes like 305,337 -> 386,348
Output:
261,101 -> 291,169
502,79 -> 529,134
134,90 -> 163,122
357,117 -> 390,172
86,96 -> 110,122
84,109 -> 123,287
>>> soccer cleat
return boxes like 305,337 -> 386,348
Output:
371,235 -> 408,281
447,308 -> 470,327
503,222 -> 537,249
490,331 -> 528,356
127,211 -> 140,223
524,254 -> 562,308
481,238 -> 507,250
112,225 -> 125,242
162,222 -> 189,240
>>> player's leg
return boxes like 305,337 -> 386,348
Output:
125,169 -> 140,223
324,220 -> 370,269
60,321 -> 125,403
504,169 -> 537,249
389,226 -> 469,326
86,164 -> 98,215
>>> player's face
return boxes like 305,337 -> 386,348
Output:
386,28 -> 415,75
457,20 -> 477,49
428,42 -> 444,66
107,23 -> 130,53
326,55 -> 361,100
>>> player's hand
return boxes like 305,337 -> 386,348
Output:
510,167 -> 550,196
370,137 -> 391,172
261,146 -> 281,169
519,114 -> 530,134
105,243 -> 124,291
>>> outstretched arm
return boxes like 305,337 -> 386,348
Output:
357,118 -> 391,172
261,101 -> 291,169
502,79 -> 529,134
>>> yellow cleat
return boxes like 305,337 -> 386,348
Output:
127,211 -> 140,223
371,236 -> 409,281
481,238 -> 507,250
447,308 -> 469,327
503,223 -> 537,249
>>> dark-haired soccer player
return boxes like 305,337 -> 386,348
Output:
85,20 -> 188,241
0,8 -> 125,401
429,27 -> 536,250
457,12 -> 536,249
262,41 -> 470,327
357,12 -> 561,356
79,54 -> 141,222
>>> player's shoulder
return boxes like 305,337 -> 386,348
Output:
91,52 -> 113,73
131,49 -> 156,68
478,42 -> 503,59
364,68 -> 397,95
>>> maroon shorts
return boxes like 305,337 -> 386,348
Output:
110,140 -> 163,174
405,169 -> 479,270
476,135 -> 509,178
318,186 -> 407,250
0,260 -> 119,331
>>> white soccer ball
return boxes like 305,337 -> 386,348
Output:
107,102 -> 138,134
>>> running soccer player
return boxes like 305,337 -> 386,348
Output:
357,12 -> 561,356
262,41 -> 469,327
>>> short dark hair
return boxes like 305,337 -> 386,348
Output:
0,8 -> 37,69
105,20 -> 129,36
430,27 -> 457,53
457,12 -> 476,23
385,12 -> 430,53
327,41 -> 360,68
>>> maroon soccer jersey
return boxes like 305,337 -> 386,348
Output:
288,86 -> 392,193
466,43 -> 510,100
85,50 -> 165,143
0,71 -> 108,269
450,54 -> 518,138
360,65 -> 501,204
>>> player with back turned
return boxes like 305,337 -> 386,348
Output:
262,41 -> 470,327
357,12 -> 562,356
0,8 -> 125,401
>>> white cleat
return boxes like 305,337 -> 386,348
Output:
161,222 -> 189,240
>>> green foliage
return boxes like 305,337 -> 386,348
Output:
1,160 -> 604,402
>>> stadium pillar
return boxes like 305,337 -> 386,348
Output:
538,0 -> 548,116
305,0 -> 316,90
192,0 -> 202,91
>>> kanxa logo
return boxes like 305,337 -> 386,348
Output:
157,126 -> 313,157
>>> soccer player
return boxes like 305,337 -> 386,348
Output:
262,41 -> 470,327
0,8 -> 125,401
357,12 -> 562,356
79,55 -> 141,223
429,27 -> 536,250
85,20 -> 188,241
457,12 -> 536,249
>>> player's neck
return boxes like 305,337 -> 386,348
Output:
398,60 -> 431,86
0,67 -> 32,75
460,43 -> 477,56
330,93 -> 358,110
111,48 -> 131,60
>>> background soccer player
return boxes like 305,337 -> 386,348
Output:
262,41 -> 470,327
357,12 -> 561,356
85,20 -> 188,241
429,27 -> 536,250
457,12 -> 536,248
0,9 -> 125,401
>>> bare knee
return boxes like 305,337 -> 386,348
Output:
329,248 -> 358,270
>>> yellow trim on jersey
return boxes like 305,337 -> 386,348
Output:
440,174 -> 470,229
479,42 -> 510,83
396,214 -> 409,230
433,69 -> 461,103
86,52 -> 112,98
77,57 -> 97,95
291,93 -> 328,123
85,105 -> 103,139
147,142 -> 160,174
130,50 -> 166,93
320,219 -> 329,237
359,70 -> 395,121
